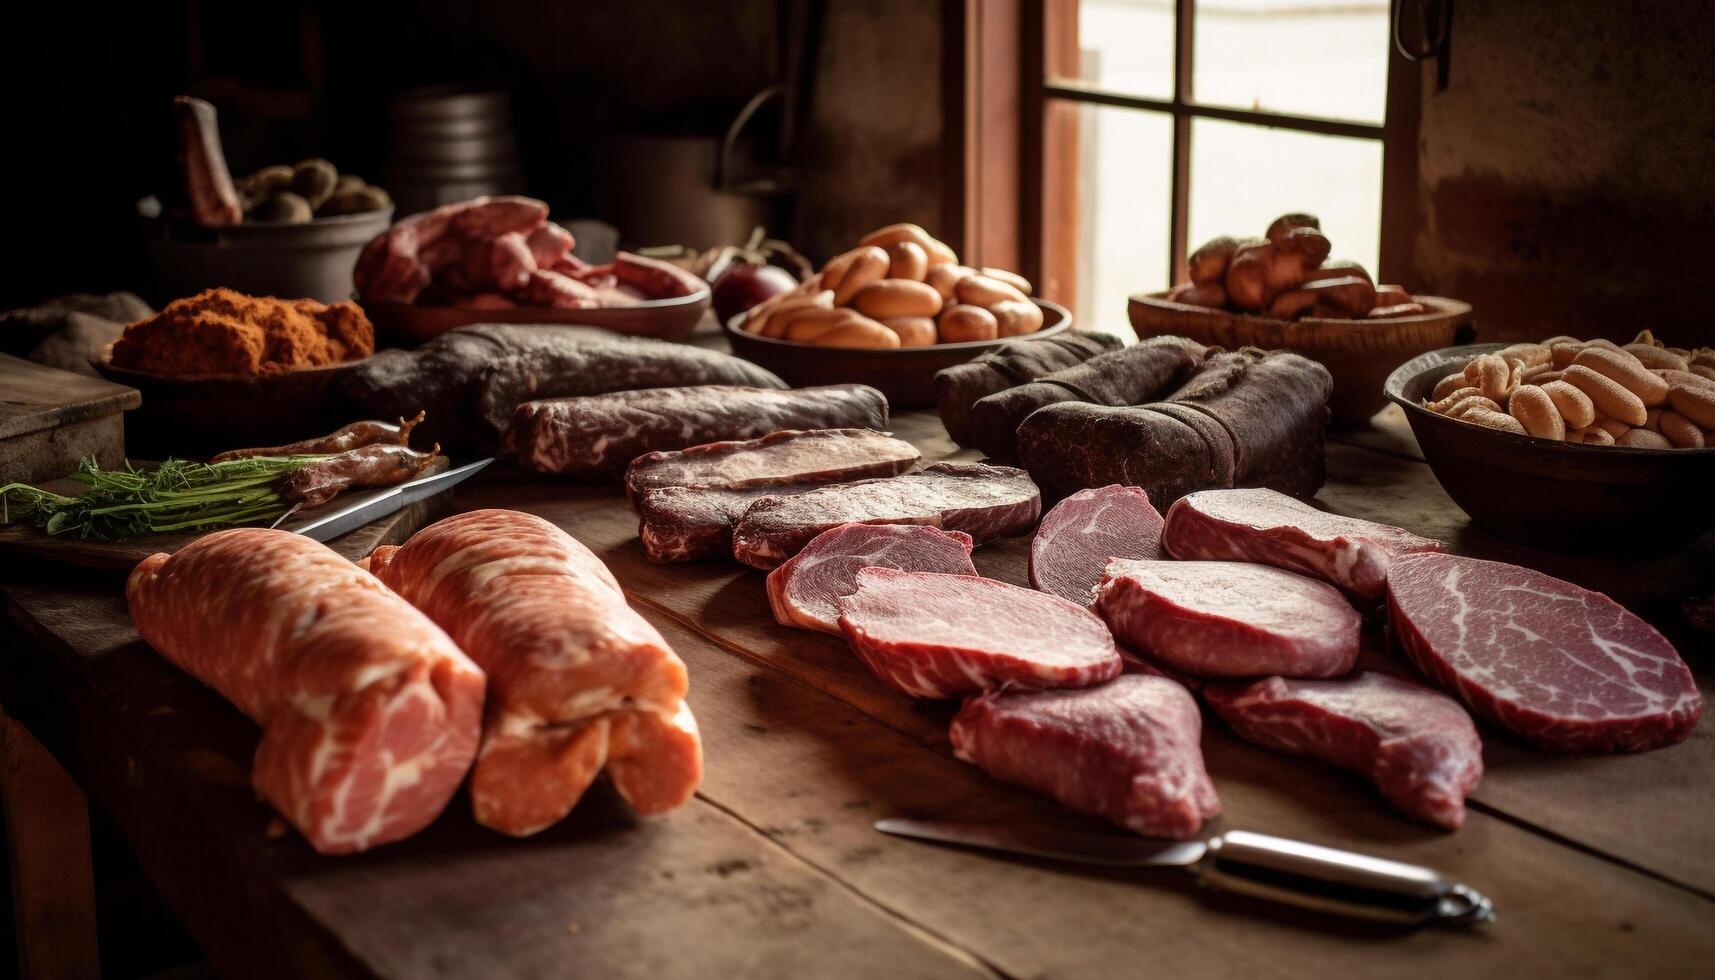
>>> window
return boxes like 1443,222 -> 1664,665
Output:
1026,0 -> 1404,337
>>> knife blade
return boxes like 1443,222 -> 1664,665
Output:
277,458 -> 493,542
874,819 -> 1494,927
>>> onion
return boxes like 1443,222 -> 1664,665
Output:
712,262 -> 797,326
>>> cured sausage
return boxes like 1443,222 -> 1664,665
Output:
280,443 -> 441,507
126,529 -> 485,854
933,332 -> 1124,447
367,510 -> 701,835
212,412 -> 424,462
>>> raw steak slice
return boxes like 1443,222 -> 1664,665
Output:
836,569 -> 1121,698
626,428 -> 919,503
127,529 -> 485,854
950,675 -> 1221,839
731,462 -> 1041,570
367,510 -> 702,835
1092,559 -> 1360,678
1163,488 -> 1442,604
1387,553 -> 1702,753
766,523 -> 977,633
507,384 -> 891,477
1029,485 -> 1165,605
1204,672 -> 1483,829
637,485 -> 785,563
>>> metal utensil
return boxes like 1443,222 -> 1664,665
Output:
874,819 -> 1494,928
276,458 -> 492,542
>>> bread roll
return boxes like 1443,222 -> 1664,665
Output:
886,241 -> 929,281
881,316 -> 937,347
851,279 -> 943,319
938,304 -> 999,342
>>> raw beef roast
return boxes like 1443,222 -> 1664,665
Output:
127,529 -> 485,854
766,523 -> 977,633
967,336 -> 1207,461
368,510 -> 701,835
836,569 -> 1121,698
1093,559 -> 1360,677
506,384 -> 892,478
341,324 -> 784,452
950,675 -> 1221,839
935,332 -> 1122,447
1204,672 -> 1483,830
625,427 -> 917,502
1029,485 -> 1165,605
1016,348 -> 1332,505
730,462 -> 1041,570
1387,553 -> 1702,753
1163,488 -> 1442,604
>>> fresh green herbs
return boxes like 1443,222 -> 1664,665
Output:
0,455 -> 329,541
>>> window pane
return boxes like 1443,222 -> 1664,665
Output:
1055,101 -> 1174,338
1193,0 -> 1389,124
1047,0 -> 1175,102
1187,118 -> 1383,282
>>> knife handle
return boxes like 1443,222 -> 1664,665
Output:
1198,831 -> 1493,927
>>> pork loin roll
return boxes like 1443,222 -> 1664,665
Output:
367,509 -> 702,835
126,529 -> 486,855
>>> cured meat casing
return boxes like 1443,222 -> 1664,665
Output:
836,569 -> 1121,698
126,529 -> 485,855
1204,672 -> 1483,830
367,509 -> 702,835
1029,485 -> 1165,605
1387,553 -> 1701,753
951,675 -> 1221,839
766,523 -> 978,634
1162,488 -> 1442,604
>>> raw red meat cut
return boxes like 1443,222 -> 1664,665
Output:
1092,559 -> 1360,677
1203,672 -> 1483,829
505,383 -> 891,478
1387,553 -> 1702,753
127,529 -> 485,854
626,427 -> 918,503
367,510 -> 701,835
731,462 -> 1040,570
1162,488 -> 1442,603
836,569 -> 1121,698
766,523 -> 977,633
638,485 -> 785,563
950,675 -> 1221,839
1029,485 -> 1164,605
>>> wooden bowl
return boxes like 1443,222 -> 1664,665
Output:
363,289 -> 711,347
1129,292 -> 1474,428
724,299 -> 1073,408
91,346 -> 372,458
1385,343 -> 1715,551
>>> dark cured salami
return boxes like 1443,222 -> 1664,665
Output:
934,332 -> 1122,447
1015,348 -> 1331,505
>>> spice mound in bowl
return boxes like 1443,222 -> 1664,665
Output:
109,287 -> 374,377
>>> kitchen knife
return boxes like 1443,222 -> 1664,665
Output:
275,458 -> 492,542
874,819 -> 1494,927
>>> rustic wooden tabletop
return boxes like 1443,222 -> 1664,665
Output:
2,406 -> 1711,980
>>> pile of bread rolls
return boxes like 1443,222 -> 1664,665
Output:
1167,213 -> 1422,320
740,223 -> 1041,348
1426,331 -> 1715,449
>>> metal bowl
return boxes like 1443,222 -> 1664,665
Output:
1385,343 -> 1715,551
137,200 -> 393,305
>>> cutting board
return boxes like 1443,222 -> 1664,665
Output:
0,354 -> 140,484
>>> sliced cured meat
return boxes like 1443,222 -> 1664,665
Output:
625,427 -> 918,502
638,484 -> 784,563
505,384 -> 891,477
730,462 -> 1040,570
766,523 -> 977,633
341,324 -> 785,453
1016,348 -> 1332,505
967,336 -> 1207,461
1204,672 -> 1483,829
935,331 -> 1124,447
1387,553 -> 1702,753
835,569 -> 1120,698
1092,559 -> 1360,678
367,509 -> 702,835
950,675 -> 1220,839
1162,488 -> 1442,604
1029,485 -> 1164,605
126,529 -> 484,854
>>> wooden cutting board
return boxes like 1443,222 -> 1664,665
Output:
0,354 -> 140,484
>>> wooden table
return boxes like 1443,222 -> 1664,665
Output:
3,407 -> 1711,980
